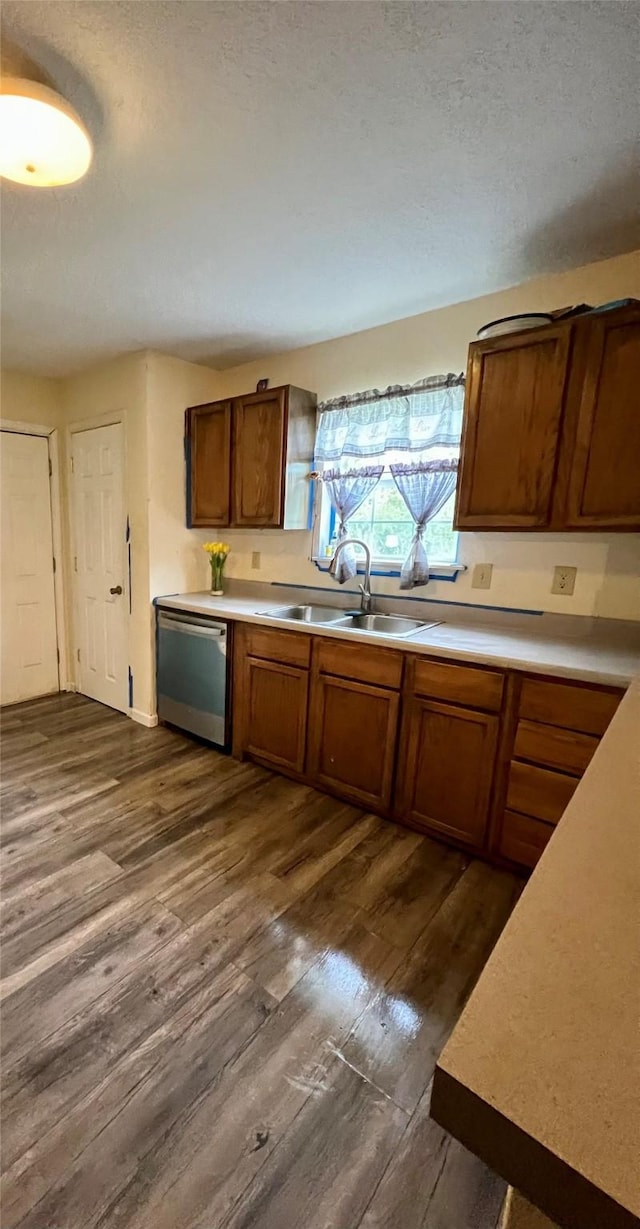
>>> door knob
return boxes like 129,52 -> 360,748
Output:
110,585 -> 123,595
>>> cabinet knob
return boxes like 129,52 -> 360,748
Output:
109,585 -> 123,595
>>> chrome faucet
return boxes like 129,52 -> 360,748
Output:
329,538 -> 373,613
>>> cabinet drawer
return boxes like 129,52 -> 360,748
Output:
242,624 -> 310,668
513,719 -> 599,777
507,760 -> 578,825
315,638 -> 403,689
412,657 -> 503,712
519,677 -> 621,735
500,810 -> 554,869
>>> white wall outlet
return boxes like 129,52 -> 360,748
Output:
472,563 -> 493,590
251,551 -> 261,570
551,565 -> 577,596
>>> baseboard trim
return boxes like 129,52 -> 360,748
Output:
129,708 -> 158,728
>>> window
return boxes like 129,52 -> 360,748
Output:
313,374 -> 465,579
316,470 -> 459,568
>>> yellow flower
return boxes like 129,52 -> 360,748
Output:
203,541 -> 230,557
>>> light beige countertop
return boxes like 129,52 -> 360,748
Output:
431,679 -> 640,1229
155,588 -> 640,687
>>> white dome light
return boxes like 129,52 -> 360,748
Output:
0,76 -> 92,187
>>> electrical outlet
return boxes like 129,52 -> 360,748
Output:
472,563 -> 493,590
551,565 -> 577,596
251,551 -> 261,570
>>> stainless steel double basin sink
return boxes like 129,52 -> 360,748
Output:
258,604 -> 440,638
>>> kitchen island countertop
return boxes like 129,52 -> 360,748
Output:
431,678 -> 640,1229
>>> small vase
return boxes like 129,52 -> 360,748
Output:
210,561 -> 225,596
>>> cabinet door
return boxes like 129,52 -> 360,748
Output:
396,698 -> 499,851
232,388 -> 286,527
307,674 -> 399,811
239,655 -> 308,773
564,310 -> 640,528
186,401 -> 232,526
455,326 -> 571,529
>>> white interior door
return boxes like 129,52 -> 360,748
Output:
71,422 -> 128,712
1,432 -> 59,705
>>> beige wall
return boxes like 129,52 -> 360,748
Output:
145,352 -> 222,708
1,368 -> 64,427
146,352 -> 222,600
208,250 -> 640,621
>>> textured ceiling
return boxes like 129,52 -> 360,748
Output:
2,0 -> 639,377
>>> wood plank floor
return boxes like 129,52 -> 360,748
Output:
0,693 -> 523,1229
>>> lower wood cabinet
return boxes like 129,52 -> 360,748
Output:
499,810 -> 554,870
239,655 -> 308,774
395,697 -> 499,851
495,675 -> 622,870
232,622 -> 624,874
307,673 -> 399,811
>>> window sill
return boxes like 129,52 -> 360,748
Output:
313,558 -> 466,582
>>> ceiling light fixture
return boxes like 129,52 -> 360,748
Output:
0,76 -> 92,187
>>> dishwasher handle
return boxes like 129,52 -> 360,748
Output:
158,612 -> 226,639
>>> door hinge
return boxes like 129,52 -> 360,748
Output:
57,648 -> 60,663
74,556 -> 78,572
48,457 -> 53,476
70,455 -> 74,473
52,556 -> 56,574
77,648 -> 81,662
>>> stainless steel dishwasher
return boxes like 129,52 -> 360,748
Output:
156,609 -> 230,749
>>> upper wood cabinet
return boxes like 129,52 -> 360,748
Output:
232,389 -> 286,527
564,309 -> 640,528
455,326 -> 571,529
186,384 -> 316,529
454,305 -> 640,532
186,401 -> 232,528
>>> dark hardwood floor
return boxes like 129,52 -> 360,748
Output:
0,693 -> 522,1229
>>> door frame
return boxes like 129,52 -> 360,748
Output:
67,411 -> 130,711
0,418 -> 68,692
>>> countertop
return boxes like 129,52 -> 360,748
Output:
155,590 -> 640,687
431,678 -> 640,1229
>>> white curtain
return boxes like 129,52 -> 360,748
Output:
315,374 -> 464,461
320,466 -> 383,582
390,460 -> 459,589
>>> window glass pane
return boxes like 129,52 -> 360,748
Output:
338,479 -> 457,565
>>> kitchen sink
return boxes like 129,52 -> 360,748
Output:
336,613 -> 441,636
259,605 -> 440,637
259,604 -> 354,623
